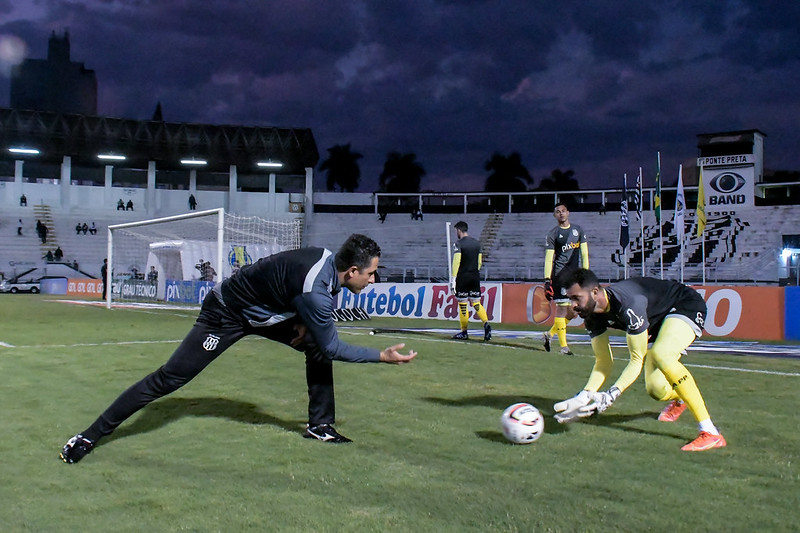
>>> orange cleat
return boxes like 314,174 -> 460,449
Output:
658,400 -> 688,422
681,431 -> 727,451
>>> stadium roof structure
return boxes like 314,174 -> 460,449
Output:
0,107 -> 319,174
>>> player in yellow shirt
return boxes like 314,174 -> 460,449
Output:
553,268 -> 726,452
543,203 -> 589,355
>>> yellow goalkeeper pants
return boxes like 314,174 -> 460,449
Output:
643,317 -> 711,423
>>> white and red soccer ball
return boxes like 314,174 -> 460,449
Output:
501,403 -> 545,444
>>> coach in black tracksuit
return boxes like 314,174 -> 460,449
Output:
60,234 -> 417,463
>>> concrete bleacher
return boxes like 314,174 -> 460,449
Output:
305,206 -> 800,284
3,204 -> 797,284
305,212 -> 492,281
1,206 -> 146,280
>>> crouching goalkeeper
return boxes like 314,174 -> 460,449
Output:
552,268 -> 726,452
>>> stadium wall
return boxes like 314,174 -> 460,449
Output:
58,277 -> 794,340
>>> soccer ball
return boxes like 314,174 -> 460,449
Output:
501,403 -> 545,444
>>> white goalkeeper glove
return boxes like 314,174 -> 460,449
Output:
586,386 -> 622,415
449,278 -> 457,293
553,390 -> 594,424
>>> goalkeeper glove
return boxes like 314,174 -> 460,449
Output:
587,386 -> 622,414
544,279 -> 554,301
553,390 -> 594,424
449,278 -> 457,293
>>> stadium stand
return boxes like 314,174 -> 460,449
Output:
2,203 -> 798,285
0,207 -> 141,279
305,206 -> 799,284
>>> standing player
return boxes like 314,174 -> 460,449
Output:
450,221 -> 491,341
543,202 -> 589,355
553,268 -> 726,452
60,234 -> 418,464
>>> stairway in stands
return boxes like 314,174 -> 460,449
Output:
479,213 -> 504,263
33,204 -> 60,257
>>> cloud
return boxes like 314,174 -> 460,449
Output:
0,0 -> 798,192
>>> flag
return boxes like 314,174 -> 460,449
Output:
654,153 -> 662,223
696,165 -> 706,237
634,168 -> 642,221
675,165 -> 685,245
619,174 -> 630,248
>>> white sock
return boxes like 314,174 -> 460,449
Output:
698,419 -> 719,435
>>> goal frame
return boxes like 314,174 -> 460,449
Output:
106,208 -> 225,309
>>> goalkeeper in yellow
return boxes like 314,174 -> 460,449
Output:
450,221 -> 491,341
553,268 -> 726,452
543,202 -> 589,355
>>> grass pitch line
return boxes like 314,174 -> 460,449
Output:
1,339 -> 183,350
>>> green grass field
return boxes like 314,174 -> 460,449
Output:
1,295 -> 798,532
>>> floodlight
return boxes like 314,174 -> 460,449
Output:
181,158 -> 207,166
8,147 -> 40,155
97,153 -> 127,161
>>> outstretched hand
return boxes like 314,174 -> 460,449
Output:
380,343 -> 418,364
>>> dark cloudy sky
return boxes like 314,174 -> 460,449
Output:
1,1 -> 798,192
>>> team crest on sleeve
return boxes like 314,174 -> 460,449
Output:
695,312 -> 705,328
625,308 -> 645,330
202,334 -> 221,351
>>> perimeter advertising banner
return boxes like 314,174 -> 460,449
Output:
66,278 -> 104,297
697,154 -> 755,211
500,282 -> 785,341
336,282 -> 502,322
163,279 -> 215,305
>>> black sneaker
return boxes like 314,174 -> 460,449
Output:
303,424 -> 352,443
542,333 -> 551,352
452,330 -> 469,340
60,434 -> 94,464
483,323 -> 492,342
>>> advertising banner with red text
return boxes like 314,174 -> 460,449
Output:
66,278 -> 104,297
501,283 -> 784,341
693,286 -> 784,340
335,282 -> 502,322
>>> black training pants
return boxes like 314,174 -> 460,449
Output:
83,294 -> 335,441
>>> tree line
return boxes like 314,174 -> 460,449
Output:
319,143 -> 579,194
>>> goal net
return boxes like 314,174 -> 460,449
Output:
106,208 -> 301,307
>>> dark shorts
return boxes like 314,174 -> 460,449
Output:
455,272 -> 481,300
665,293 -> 708,337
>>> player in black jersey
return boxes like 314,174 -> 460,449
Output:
553,269 -> 726,452
60,234 -> 417,464
543,203 -> 588,355
449,221 -> 491,341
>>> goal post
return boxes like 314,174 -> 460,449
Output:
106,208 -> 301,308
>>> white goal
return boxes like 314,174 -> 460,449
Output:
106,208 -> 301,308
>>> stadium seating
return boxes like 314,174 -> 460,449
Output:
306,206 -> 800,284
2,204 -> 798,284
0,207 -> 142,279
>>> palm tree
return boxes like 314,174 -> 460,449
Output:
537,169 -> 579,191
319,143 -> 363,192
379,152 -> 426,193
484,152 -> 533,192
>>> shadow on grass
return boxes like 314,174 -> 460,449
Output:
103,397 -> 300,446
424,394 -> 687,442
